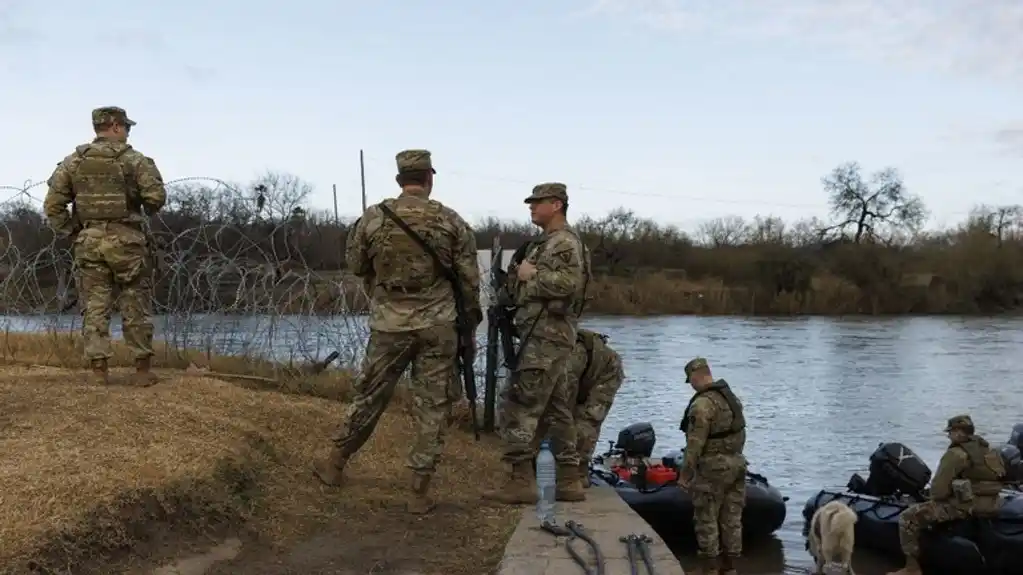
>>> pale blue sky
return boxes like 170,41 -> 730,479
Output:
2,0 -> 1020,232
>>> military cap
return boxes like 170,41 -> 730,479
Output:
524,182 -> 568,204
684,357 -> 709,383
396,149 -> 436,174
92,106 -> 136,127
945,414 -> 974,432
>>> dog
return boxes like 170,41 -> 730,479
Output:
807,500 -> 858,575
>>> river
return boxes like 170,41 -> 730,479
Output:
6,313 -> 1022,574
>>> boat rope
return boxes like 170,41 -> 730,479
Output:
620,533 -> 658,575
541,520 -> 606,575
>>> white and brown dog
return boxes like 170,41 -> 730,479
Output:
807,500 -> 858,575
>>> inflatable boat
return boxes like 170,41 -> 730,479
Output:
802,423 -> 1023,575
588,422 -> 788,545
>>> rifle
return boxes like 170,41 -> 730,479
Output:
377,203 -> 481,440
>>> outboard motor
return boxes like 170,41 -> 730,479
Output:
615,422 -> 656,458
661,449 -> 684,471
1010,423 -> 1023,450
865,442 -> 932,498
998,443 -> 1023,483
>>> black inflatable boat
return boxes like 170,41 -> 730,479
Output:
803,423 -> 1023,575
588,422 -> 788,545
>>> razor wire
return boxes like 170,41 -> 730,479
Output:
0,177 -> 502,380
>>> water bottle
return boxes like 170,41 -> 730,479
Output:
536,438 -> 557,524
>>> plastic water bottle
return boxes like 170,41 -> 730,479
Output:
536,438 -> 557,524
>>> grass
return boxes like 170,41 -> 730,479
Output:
0,332 -> 519,575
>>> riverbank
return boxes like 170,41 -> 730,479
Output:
0,334 -> 518,575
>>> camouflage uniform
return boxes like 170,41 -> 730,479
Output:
535,329 -> 625,486
890,414 -> 1006,575
312,149 -> 481,515
483,182 -> 590,505
680,358 -> 747,575
42,107 -> 166,386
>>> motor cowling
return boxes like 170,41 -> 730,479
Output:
615,422 -> 656,459
866,442 -> 932,498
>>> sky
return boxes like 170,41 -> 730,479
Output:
1,0 -> 1021,232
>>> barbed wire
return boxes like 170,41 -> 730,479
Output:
0,177 -> 502,379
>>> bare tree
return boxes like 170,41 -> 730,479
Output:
696,216 -> 749,247
822,162 -> 927,243
746,215 -> 787,245
968,204 -> 1023,246
248,171 -> 314,224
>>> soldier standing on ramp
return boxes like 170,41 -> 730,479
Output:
43,107 -> 166,387
483,183 -> 589,504
679,357 -> 747,575
312,149 -> 482,515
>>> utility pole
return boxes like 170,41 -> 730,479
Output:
359,149 -> 367,212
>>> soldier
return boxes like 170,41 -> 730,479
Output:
43,107 -> 166,386
678,357 -> 746,575
311,149 -> 481,515
534,328 -> 625,494
482,183 -> 590,504
888,414 -> 1006,575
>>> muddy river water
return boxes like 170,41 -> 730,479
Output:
581,315 -> 1023,574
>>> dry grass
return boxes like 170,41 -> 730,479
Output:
0,334 -> 519,575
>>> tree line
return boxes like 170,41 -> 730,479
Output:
1,163 -> 1021,315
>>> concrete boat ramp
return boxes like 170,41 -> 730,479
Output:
497,486 -> 685,574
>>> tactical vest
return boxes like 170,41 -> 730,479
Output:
511,229 -> 590,316
956,436 -> 1006,496
71,144 -> 133,221
680,380 -> 746,441
575,329 -> 609,402
372,199 -> 443,293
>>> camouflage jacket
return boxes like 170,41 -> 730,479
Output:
346,188 -> 481,332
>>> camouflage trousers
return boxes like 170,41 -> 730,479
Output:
691,454 -> 747,558
74,223 -> 154,361
897,500 -> 973,557
535,362 -> 624,466
331,324 -> 457,475
499,339 -> 578,467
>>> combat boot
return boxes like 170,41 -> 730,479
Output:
311,446 -> 349,487
131,356 -> 160,387
87,358 -> 109,385
481,461 -> 538,504
407,472 -> 437,514
556,463 -> 587,501
887,555 -> 922,575
579,460 -> 591,488
692,556 -> 720,575
719,554 -> 739,575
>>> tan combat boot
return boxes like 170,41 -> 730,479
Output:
407,473 -> 437,514
579,460 -> 591,489
87,358 -> 109,385
556,463 -> 587,502
719,554 -> 739,575
132,356 -> 159,387
311,446 -> 349,487
481,462 -> 538,504
887,555 -> 922,575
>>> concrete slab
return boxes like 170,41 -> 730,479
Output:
496,486 -> 685,575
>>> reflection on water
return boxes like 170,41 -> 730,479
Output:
5,312 -> 1022,573
583,315 -> 1023,574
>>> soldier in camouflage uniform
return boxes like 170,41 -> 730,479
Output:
534,328 -> 625,492
679,357 -> 747,575
312,149 -> 481,515
43,107 -> 166,387
888,414 -> 1006,575
483,183 -> 590,505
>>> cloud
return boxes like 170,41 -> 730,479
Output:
585,0 -> 1023,83
992,124 -> 1023,157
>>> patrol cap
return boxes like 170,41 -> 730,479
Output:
684,357 -> 709,384
396,149 -> 436,174
945,414 -> 974,432
524,182 -> 568,204
92,106 -> 136,127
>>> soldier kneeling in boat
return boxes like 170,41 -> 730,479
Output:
889,414 -> 1006,575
